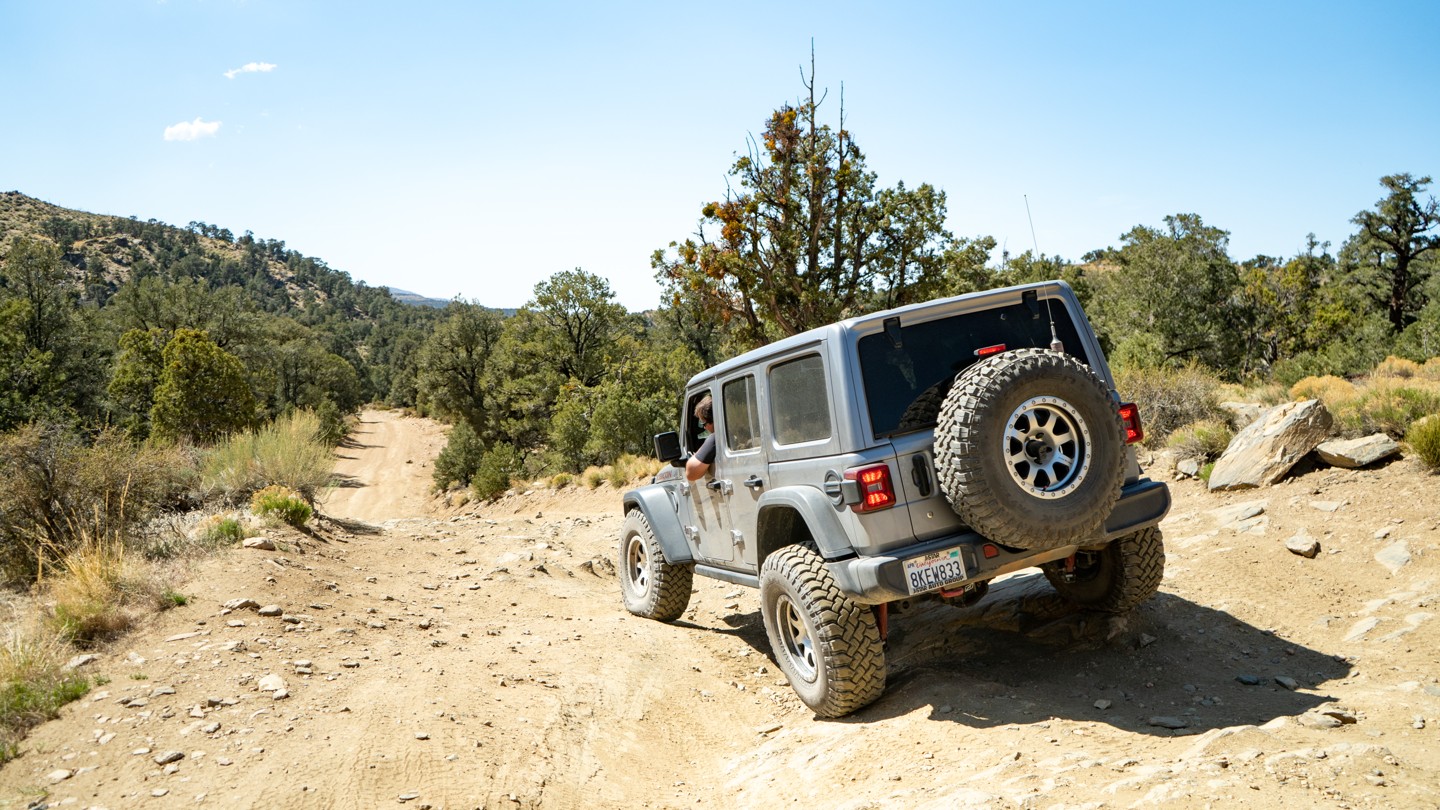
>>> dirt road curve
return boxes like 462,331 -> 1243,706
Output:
3,414 -> 1440,809
320,410 -> 449,523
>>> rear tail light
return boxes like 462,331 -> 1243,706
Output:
1118,402 -> 1144,444
845,464 -> 896,512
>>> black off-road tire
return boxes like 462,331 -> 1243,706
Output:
759,545 -> 886,718
1042,526 -> 1165,613
934,348 -> 1125,550
618,509 -> 693,622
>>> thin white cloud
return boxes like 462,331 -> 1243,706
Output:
224,62 -> 277,80
163,118 -> 221,141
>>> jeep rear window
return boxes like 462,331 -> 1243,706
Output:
857,302 -> 1088,438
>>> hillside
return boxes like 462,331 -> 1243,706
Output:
1,412 -> 1437,808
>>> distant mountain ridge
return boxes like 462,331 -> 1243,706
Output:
385,288 -> 451,309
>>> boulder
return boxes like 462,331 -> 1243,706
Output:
1208,400 -> 1333,491
1219,401 -> 1267,429
1314,434 -> 1400,468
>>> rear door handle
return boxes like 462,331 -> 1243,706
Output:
743,475 -> 764,490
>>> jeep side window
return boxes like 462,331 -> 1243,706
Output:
684,390 -> 711,453
769,354 -> 830,445
721,376 -> 761,452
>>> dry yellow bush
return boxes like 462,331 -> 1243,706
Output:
1373,355 -> 1422,379
1420,357 -> 1440,382
1289,375 -> 1359,407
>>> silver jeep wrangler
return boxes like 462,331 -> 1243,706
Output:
619,281 -> 1171,717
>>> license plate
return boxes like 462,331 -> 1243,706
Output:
903,547 -> 968,594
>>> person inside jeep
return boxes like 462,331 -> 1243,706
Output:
685,395 -> 715,481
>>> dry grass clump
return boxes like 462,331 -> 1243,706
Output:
1289,375 -> 1360,407
1373,355 -> 1422,379
605,454 -> 660,487
1329,379 -> 1440,438
0,629 -> 90,764
1113,364 -> 1226,447
1422,358 -> 1440,381
548,472 -> 574,490
581,467 -> 606,489
1409,415 -> 1440,471
1166,419 -> 1234,461
250,485 -> 313,528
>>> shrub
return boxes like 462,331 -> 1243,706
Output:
1333,382 -> 1440,438
1289,375 -> 1359,407
194,514 -> 246,548
0,631 -> 90,765
582,467 -> 605,489
433,420 -> 485,490
202,411 -> 334,504
1409,416 -> 1440,470
1424,358 -> 1440,382
471,443 -> 523,501
1166,419 -> 1234,460
0,425 -> 192,585
314,399 -> 350,447
1113,364 -> 1225,446
549,472 -> 573,489
1374,355 -> 1421,379
250,485 -> 312,527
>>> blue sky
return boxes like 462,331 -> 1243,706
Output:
2,1 -> 1436,310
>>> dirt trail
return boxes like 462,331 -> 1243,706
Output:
320,409 -> 449,523
3,415 -> 1440,809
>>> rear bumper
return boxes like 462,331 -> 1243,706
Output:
826,477 -> 1171,604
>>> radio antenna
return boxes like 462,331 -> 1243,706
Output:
1024,194 -> 1064,353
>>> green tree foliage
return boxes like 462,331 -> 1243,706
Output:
652,69 -> 972,348
150,329 -> 257,443
107,328 -> 169,437
527,268 -> 630,387
1342,173 -> 1439,332
415,302 -> 505,435
1089,214 -> 1244,372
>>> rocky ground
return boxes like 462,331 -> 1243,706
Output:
2,409 -> 1438,809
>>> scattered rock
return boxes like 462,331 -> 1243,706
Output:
1319,707 -> 1359,724
222,598 -> 260,611
1344,617 -> 1381,642
46,769 -> 73,784
1236,674 -> 1262,686
258,604 -> 283,617
1315,434 -> 1400,469
398,793 -> 421,803
1148,716 -> 1189,729
1209,400 -> 1333,491
202,722 -> 221,734
1375,541 -> 1411,574
1275,676 -> 1299,690
1413,715 -> 1426,730
1176,458 -> 1200,478
1284,530 -> 1321,558
242,537 -> 276,551
154,750 -> 184,765
258,673 -> 287,692
1138,633 -> 1157,648
64,653 -> 100,670
273,689 -> 290,700
1094,699 -> 1113,710
1307,500 -> 1345,513
1300,712 -> 1342,729
1208,500 -> 1268,531
415,731 -> 429,740
165,631 -> 203,642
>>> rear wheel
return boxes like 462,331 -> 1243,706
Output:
1042,527 -> 1165,613
618,510 -> 692,621
759,545 -> 886,718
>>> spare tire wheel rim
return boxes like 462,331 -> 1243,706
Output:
1003,395 -> 1092,499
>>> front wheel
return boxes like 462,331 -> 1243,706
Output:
1042,526 -> 1165,613
759,545 -> 886,718
618,510 -> 693,621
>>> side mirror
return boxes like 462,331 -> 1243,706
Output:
654,431 -> 682,463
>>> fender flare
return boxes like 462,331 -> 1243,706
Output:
756,486 -> 854,564
621,487 -> 693,565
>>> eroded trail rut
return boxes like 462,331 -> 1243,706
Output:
3,410 -> 1440,809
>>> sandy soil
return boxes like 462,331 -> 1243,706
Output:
3,412 -> 1439,809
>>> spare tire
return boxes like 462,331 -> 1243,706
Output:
934,348 -> 1125,550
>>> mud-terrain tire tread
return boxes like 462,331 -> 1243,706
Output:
618,509 -> 693,622
934,348 -> 1125,550
1043,526 -> 1165,613
759,545 -> 886,718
